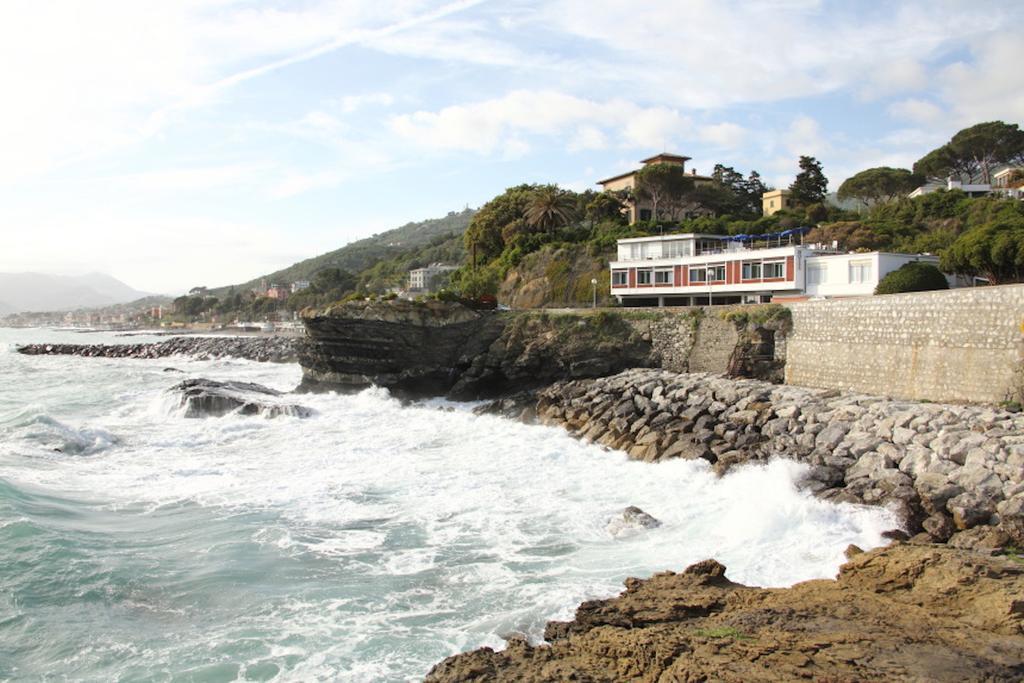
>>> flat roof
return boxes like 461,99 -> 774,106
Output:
640,153 -> 691,164
616,233 -> 730,243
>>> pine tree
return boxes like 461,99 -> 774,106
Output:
789,156 -> 828,205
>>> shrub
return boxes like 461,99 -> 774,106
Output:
874,261 -> 949,295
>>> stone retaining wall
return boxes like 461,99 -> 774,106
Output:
785,285 -> 1024,404
536,368 -> 1024,547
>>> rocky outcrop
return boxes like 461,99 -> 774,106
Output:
446,311 -> 654,399
536,368 -> 1024,546
298,300 -> 506,395
17,336 -> 299,362
424,543 -> 1024,682
298,302 -> 658,398
170,378 -> 313,418
299,302 -> 789,398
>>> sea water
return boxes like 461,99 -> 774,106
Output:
0,328 -> 897,681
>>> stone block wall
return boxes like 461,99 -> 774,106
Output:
785,285 -> 1024,404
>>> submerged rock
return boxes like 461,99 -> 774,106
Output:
606,506 -> 662,537
170,379 -> 313,418
425,543 -> 1024,682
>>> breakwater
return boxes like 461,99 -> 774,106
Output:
535,368 -> 1024,547
16,335 -> 300,362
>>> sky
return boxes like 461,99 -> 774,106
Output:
1,0 -> 1022,294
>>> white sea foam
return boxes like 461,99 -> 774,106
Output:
0,329 -> 899,681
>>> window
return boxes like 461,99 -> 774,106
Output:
806,264 -> 826,285
849,260 -> 872,284
708,265 -> 726,282
639,209 -> 652,221
637,269 -> 653,285
654,269 -> 673,285
664,240 -> 691,258
741,261 -> 762,280
764,261 -> 785,279
612,270 -> 627,286
689,267 -> 707,283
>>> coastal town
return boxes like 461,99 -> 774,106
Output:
3,3 -> 1024,679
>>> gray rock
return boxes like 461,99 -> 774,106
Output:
171,378 -> 313,419
947,492 -> 996,530
606,506 -> 662,537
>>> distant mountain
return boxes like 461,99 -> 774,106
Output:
0,272 -> 151,313
210,209 -> 475,295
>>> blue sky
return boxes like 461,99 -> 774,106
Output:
1,0 -> 1022,293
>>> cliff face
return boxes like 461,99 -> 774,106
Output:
299,302 -> 660,398
424,543 -> 1024,682
298,300 -> 504,395
299,302 -> 787,398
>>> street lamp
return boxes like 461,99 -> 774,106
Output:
591,278 -> 598,308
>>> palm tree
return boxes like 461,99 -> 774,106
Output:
525,186 -> 578,236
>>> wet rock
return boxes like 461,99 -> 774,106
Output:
606,506 -> 662,537
170,378 -> 313,418
18,336 -> 301,363
424,544 -> 1024,683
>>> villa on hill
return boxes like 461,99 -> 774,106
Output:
597,153 -> 714,224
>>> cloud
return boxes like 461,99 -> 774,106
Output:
339,92 -> 396,113
700,122 -> 748,149
0,1 -> 481,182
858,58 -> 928,100
888,99 -> 944,125
784,115 -> 829,156
935,31 -> 1024,125
390,90 -> 691,155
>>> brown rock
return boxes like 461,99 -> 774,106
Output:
424,544 -> 1024,683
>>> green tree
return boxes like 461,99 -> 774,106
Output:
874,261 -> 949,295
838,167 -> 923,206
940,216 -> 1024,284
914,121 -> 1024,183
789,156 -> 828,205
634,162 -> 695,221
464,184 -> 536,264
525,185 -> 578,236
585,192 -> 626,225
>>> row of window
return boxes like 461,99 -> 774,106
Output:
805,260 -> 873,285
612,259 -> 786,286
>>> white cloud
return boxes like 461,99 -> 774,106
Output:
339,92 -> 396,113
888,99 -> 944,125
936,31 -> 1024,125
784,115 -> 829,156
700,122 -> 748,149
859,58 -> 928,100
390,90 -> 691,155
0,1 -> 480,182
568,125 -> 609,151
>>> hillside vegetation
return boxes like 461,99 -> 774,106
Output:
209,209 -> 474,297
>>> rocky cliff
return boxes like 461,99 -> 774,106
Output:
425,543 -> 1024,682
298,301 -> 788,398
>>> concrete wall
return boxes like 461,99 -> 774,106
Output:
785,285 -> 1024,403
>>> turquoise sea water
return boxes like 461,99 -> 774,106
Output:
0,328 -> 897,681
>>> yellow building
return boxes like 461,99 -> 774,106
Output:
597,153 -> 713,223
761,189 -> 793,216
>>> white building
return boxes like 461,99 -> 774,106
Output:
408,263 -> 457,293
291,280 -> 311,293
609,231 -> 947,306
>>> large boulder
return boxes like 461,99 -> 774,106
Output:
170,379 -> 313,418
606,506 -> 662,537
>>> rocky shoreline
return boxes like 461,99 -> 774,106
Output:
425,543 -> 1024,682
532,368 -> 1024,548
429,368 -> 1024,680
16,335 -> 300,363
